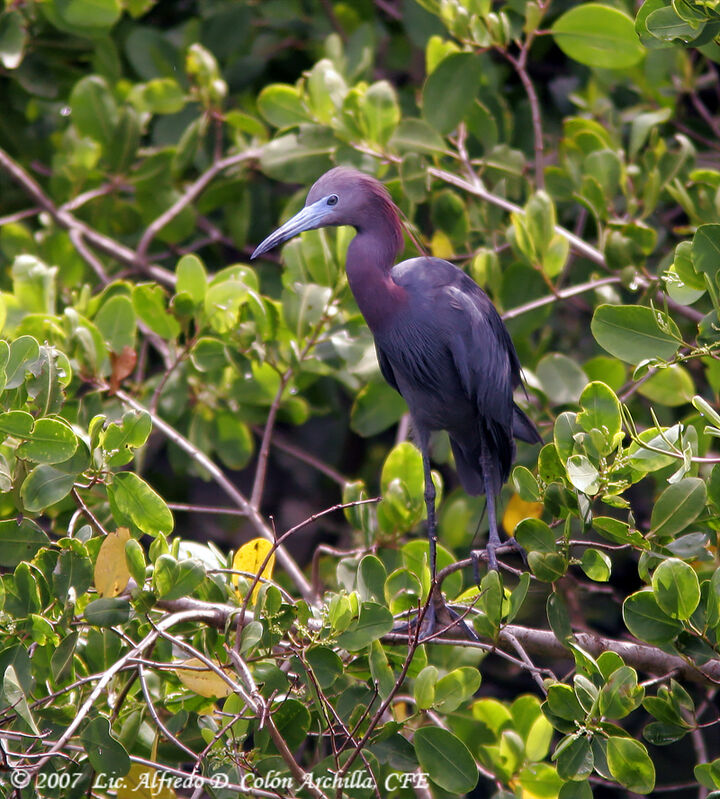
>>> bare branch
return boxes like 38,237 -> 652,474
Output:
113,388 -> 314,601
136,149 -> 261,263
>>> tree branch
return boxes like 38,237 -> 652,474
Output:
113,388 -> 314,601
136,149 -> 261,263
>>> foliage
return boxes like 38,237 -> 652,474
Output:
0,0 -> 720,797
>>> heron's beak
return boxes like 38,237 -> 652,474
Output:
251,199 -> 332,259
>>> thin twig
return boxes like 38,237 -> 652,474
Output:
136,149 -> 260,263
113,387 -> 314,601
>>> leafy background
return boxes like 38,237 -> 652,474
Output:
1,0 -> 720,797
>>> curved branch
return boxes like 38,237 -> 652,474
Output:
136,149 -> 261,263
113,388 -> 314,601
0,146 -> 175,286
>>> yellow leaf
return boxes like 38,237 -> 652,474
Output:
174,657 -> 234,698
94,527 -> 132,597
116,764 -> 176,799
502,494 -> 544,536
430,230 -> 454,259
232,538 -> 275,602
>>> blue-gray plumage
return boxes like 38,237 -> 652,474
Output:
252,167 -> 541,633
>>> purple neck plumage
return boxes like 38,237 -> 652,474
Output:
345,193 -> 405,332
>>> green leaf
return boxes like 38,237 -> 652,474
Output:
95,295 -> 136,352
5,335 -> 40,389
638,365 -> 694,407
381,441 -> 424,498
414,726 -> 478,794
176,254 -> 207,304
693,224 -> 720,284
369,639 -> 395,699
153,555 -> 205,600
21,465 -> 76,512
336,602 -> 393,651
606,736 -> 655,793
646,5 -> 703,42
266,698 -> 310,750
566,455 -> 600,495
107,471 -> 174,537
546,683 -> 585,721
358,555 -> 386,603
0,410 -> 34,437
281,282 -> 332,338
577,381 -> 621,439
389,118 -> 447,154
0,10 -> 27,69
124,538 -> 146,586
55,0 -> 122,32
593,517 -> 647,549
591,304 -> 681,364
361,81 -> 400,145
559,778 -> 593,799
84,596 -> 131,626
0,519 -> 50,567
598,666 -> 644,719
132,284 -> 181,339
3,665 -> 39,733
70,75 -> 118,148
106,106 -> 141,173
213,411 -> 253,470
650,478 -> 706,540
623,589 -> 682,644
552,4 -> 644,69
17,419 -> 78,464
580,548 -> 611,582
643,721 -> 689,746
512,465 -> 541,502
260,129 -> 334,183
80,716 -> 131,777
422,53 -> 482,134
306,646 -> 343,689
556,735 -> 593,781
415,665 -> 438,710
434,667 -> 481,712
547,592 -> 572,645
351,381 -> 407,436
515,518 -> 556,553
652,558 -> 701,620
536,353 -> 587,405
528,552 -> 568,582
257,83 -> 309,128
141,77 -> 186,114
190,338 -> 227,372
102,410 -> 152,466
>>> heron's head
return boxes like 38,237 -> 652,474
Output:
251,167 -> 397,259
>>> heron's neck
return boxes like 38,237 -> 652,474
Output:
345,217 -> 405,332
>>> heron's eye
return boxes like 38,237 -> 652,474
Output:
327,194 -> 339,206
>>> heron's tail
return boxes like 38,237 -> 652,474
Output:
512,404 -> 542,445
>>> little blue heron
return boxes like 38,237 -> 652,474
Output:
252,167 -> 541,630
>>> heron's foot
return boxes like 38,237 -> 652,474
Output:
506,535 -> 528,567
472,537 -> 527,574
393,589 -> 479,643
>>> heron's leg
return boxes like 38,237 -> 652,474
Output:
421,446 -> 437,580
479,436 -> 501,571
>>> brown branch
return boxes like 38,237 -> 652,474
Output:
503,49 -> 545,189
113,387 -> 314,601
502,625 -> 720,685
255,427 -> 348,486
0,146 -> 175,286
136,149 -> 261,263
